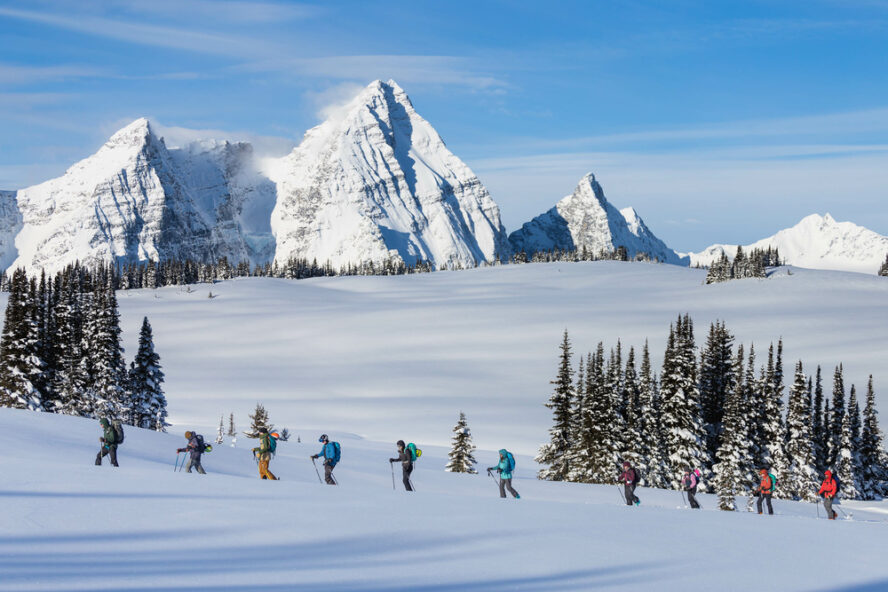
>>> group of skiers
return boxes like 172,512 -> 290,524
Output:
94,420 -> 843,516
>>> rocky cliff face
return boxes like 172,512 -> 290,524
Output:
267,79 -> 511,269
9,119 -> 274,274
508,173 -> 683,264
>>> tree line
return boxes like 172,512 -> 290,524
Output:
0,263 -> 167,430
536,317 -> 888,509
705,246 -> 782,284
879,253 -> 888,277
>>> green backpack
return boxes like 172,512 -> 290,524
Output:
406,442 -> 422,461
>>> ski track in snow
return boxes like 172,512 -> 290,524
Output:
2,262 -> 888,591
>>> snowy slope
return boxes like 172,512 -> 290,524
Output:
267,80 -> 511,269
0,189 -> 21,271
9,119 -> 275,274
687,213 -> 888,274
508,173 -> 684,265
3,407 -> 888,592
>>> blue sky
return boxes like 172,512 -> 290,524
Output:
1,0 -> 887,251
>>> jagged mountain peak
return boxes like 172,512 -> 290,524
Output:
268,80 -> 510,268
509,172 -> 684,264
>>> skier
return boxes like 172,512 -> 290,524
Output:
251,427 -> 278,480
311,434 -> 338,485
389,440 -> 414,492
681,467 -> 701,509
177,431 -> 207,474
818,469 -> 838,520
487,449 -> 520,499
754,468 -> 776,515
95,418 -> 119,467
619,461 -> 640,506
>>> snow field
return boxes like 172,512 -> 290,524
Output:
2,408 -> 888,592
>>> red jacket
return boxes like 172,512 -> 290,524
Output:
620,468 -> 636,486
759,473 -> 774,494
819,475 -> 837,498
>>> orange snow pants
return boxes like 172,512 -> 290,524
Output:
258,452 -> 277,480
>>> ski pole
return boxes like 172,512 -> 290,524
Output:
680,490 -> 687,508
408,478 -> 415,492
311,457 -> 323,484
174,452 -> 182,472
618,486 -> 626,504
391,462 -> 396,490
816,498 -> 821,519
836,504 -> 849,519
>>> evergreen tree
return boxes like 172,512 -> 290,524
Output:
619,347 -> 646,473
83,278 -> 127,419
811,366 -> 826,470
215,416 -> 225,445
575,343 -> 618,483
699,321 -> 734,463
828,365 -> 846,469
837,409 -> 863,499
638,341 -> 668,488
244,403 -> 273,438
878,253 -> 888,276
762,342 -> 790,498
660,315 -> 708,488
713,344 -> 755,510
445,411 -> 478,473
784,361 -> 818,501
0,269 -> 45,411
128,317 -> 166,430
536,330 -> 575,481
860,376 -> 887,499
227,413 -> 236,437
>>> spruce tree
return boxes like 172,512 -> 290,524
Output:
713,344 -> 754,510
878,253 -> 888,276
577,343 -> 618,483
0,269 -> 45,411
215,416 -> 225,445
128,317 -> 166,430
244,403 -> 273,438
620,347 -> 646,474
660,315 -> 708,488
811,366 -> 825,470
638,341 -> 668,488
784,361 -> 818,501
445,411 -> 478,474
837,409 -> 863,499
536,330 -> 575,481
83,278 -> 127,419
860,376 -> 887,499
227,413 -> 236,437
699,321 -> 734,464
828,365 -> 846,469
762,342 -> 790,498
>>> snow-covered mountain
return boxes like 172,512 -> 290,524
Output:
687,213 -> 888,274
9,119 -> 275,274
267,79 -> 510,269
0,190 -> 22,272
508,173 -> 684,265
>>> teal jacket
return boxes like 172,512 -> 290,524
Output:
496,449 -> 513,479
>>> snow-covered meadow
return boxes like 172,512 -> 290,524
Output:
3,261 -> 888,591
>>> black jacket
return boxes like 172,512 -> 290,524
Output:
390,450 -> 413,468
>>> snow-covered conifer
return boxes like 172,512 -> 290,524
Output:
811,366 -> 826,471
619,347 -> 646,473
714,344 -> 754,510
0,269 -> 45,411
638,341 -> 668,488
128,317 -> 166,430
837,409 -> 863,499
536,330 -> 574,481
828,365 -> 846,469
784,361 -> 818,501
762,342 -> 790,498
860,376 -> 887,499
699,321 -> 734,463
244,403 -> 273,438
215,416 -> 225,445
446,411 -> 478,474
878,253 -> 888,276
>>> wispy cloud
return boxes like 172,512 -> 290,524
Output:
106,0 -> 321,24
0,6 -> 279,57
0,63 -> 106,85
150,121 -> 295,157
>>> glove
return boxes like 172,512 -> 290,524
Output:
389,459 -> 395,463
177,448 -> 184,453
100,437 -> 105,443
311,454 -> 319,460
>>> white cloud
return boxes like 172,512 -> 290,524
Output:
0,63 -> 106,85
150,121 -> 295,157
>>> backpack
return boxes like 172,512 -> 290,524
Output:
632,467 -> 642,486
505,451 -> 516,473
112,420 -> 125,444
692,468 -> 702,487
406,442 -> 422,461
331,442 -> 341,466
832,474 -> 842,495
768,473 -> 777,492
195,433 -> 206,452
268,433 -> 278,455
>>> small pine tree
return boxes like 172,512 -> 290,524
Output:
244,403 -> 273,438
837,409 -> 863,499
215,415 -> 225,445
227,413 -> 236,437
446,411 -> 478,473
128,317 -> 166,430
828,364 -> 846,468
860,376 -> 887,499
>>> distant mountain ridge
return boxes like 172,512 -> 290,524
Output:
686,214 -> 888,275
508,173 -> 685,265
